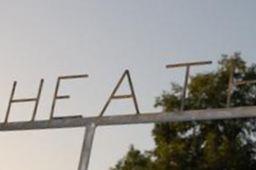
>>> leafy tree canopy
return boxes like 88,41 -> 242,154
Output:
111,53 -> 256,170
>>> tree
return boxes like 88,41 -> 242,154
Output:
110,146 -> 154,170
111,53 -> 256,170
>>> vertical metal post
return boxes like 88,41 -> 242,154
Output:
227,64 -> 234,108
181,66 -> 190,111
78,123 -> 96,170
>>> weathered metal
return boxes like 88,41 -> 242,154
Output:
1,106 -> 256,131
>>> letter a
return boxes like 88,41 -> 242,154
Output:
99,70 -> 140,117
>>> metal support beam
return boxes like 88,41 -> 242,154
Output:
0,106 -> 256,131
78,124 -> 96,170
1,106 -> 256,170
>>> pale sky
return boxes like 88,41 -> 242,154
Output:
0,1 -> 255,170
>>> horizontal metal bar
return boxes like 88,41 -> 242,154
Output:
166,61 -> 212,68
53,115 -> 83,120
59,74 -> 89,79
12,98 -> 38,103
112,95 -> 133,99
236,80 -> 256,86
0,106 -> 256,131
56,95 -> 70,99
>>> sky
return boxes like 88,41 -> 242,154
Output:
0,0 -> 255,170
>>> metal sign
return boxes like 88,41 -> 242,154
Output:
0,60 -> 256,170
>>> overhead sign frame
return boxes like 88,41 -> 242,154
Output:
0,60 -> 256,170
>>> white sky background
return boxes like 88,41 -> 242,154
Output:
0,0 -> 255,170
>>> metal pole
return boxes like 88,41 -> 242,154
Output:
181,66 -> 190,111
78,123 -> 96,170
227,64 -> 234,108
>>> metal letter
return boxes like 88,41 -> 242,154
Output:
227,68 -> 256,108
50,74 -> 88,120
166,61 -> 212,111
4,79 -> 44,123
99,70 -> 140,117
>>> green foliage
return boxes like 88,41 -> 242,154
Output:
110,145 -> 154,170
111,53 -> 256,170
